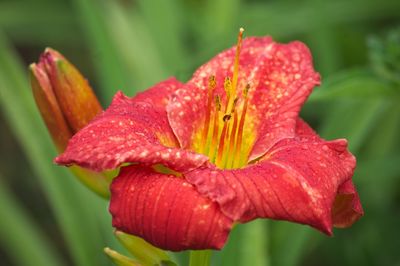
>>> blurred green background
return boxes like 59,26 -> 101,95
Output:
0,0 -> 399,265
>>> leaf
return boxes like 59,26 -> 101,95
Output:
309,69 -> 399,102
239,220 -> 270,266
242,0 -> 400,38
71,0 -> 129,102
0,177 -> 64,266
103,1 -> 167,92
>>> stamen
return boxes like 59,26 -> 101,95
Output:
233,83 -> 250,168
200,76 -> 216,153
215,117 -> 229,166
223,76 -> 232,113
208,95 -> 221,161
227,27 -> 244,113
225,98 -> 239,169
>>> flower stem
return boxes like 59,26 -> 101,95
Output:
189,250 -> 212,266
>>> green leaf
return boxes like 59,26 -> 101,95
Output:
0,177 -> 64,266
309,69 -> 399,102
137,0 -> 188,73
242,0 -> 400,38
319,99 -> 386,152
0,1 -> 76,45
189,250 -> 212,266
239,220 -> 270,266
103,1 -> 167,92
270,222 -> 318,266
71,0 -> 128,102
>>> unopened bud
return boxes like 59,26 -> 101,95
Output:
30,48 -> 110,198
44,49 -> 102,131
104,247 -> 142,266
114,231 -> 176,266
30,62 -> 72,152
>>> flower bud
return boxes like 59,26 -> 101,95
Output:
30,61 -> 72,153
30,48 -> 110,198
104,247 -> 142,266
30,48 -> 102,150
114,231 -> 176,266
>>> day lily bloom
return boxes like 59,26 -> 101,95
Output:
56,29 -> 363,251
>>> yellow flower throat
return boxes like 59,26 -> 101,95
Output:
195,28 -> 253,169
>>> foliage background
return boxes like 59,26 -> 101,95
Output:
0,0 -> 399,265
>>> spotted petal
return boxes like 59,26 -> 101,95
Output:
109,165 -> 233,251
294,119 -> 363,228
167,37 -> 320,160
56,79 -> 207,172
185,119 -> 362,234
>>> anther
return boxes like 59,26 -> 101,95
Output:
209,75 -> 216,89
223,114 -> 231,122
243,83 -> 250,97
224,77 -> 232,94
200,75 -> 217,153
231,98 -> 238,113
215,95 -> 222,111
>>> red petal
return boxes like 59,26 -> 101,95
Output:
247,41 -> 320,160
109,166 -> 233,251
296,119 -> 363,227
185,121 -> 359,235
167,37 -> 320,154
332,179 -> 363,227
132,77 -> 183,111
56,79 -> 207,172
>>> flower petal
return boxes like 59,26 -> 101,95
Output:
109,165 -> 233,251
167,37 -> 320,156
185,120 -> 359,235
296,118 -> 363,227
56,79 -> 208,172
131,77 -> 183,111
247,41 -> 320,160
332,179 -> 363,228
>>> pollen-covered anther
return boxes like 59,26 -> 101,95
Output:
200,75 -> 217,153
223,114 -> 231,122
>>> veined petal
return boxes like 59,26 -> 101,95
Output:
132,77 -> 183,111
247,41 -> 320,160
332,179 -> 363,228
109,166 -> 233,251
56,79 -> 207,172
167,37 -> 319,156
296,119 -> 363,227
185,119 -> 361,235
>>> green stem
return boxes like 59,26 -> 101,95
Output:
189,250 -> 212,266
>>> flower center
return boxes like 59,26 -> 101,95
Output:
195,28 -> 254,169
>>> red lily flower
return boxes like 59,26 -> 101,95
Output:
56,30 -> 363,251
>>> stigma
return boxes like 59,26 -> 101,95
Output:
198,28 -> 252,169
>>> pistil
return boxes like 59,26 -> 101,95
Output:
226,27 -> 244,114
